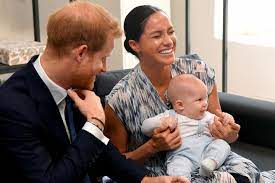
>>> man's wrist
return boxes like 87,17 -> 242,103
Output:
88,117 -> 105,131
82,123 -> 109,145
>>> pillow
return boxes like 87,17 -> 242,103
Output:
0,40 -> 45,66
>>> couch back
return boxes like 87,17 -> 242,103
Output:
93,69 -> 131,106
219,92 -> 275,149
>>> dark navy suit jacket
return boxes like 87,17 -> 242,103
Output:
0,55 -> 146,183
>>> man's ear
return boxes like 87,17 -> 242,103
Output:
74,45 -> 88,63
175,100 -> 184,111
128,40 -> 140,53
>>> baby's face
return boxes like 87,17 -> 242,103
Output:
180,84 -> 208,120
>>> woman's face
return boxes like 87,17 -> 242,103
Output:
132,11 -> 176,66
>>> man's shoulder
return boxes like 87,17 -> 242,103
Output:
0,82 -> 31,108
0,67 -> 37,111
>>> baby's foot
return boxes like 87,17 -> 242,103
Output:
199,158 -> 217,177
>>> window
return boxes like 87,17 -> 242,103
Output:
214,0 -> 275,47
212,0 -> 275,102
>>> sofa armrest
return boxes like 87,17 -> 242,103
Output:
218,92 -> 275,149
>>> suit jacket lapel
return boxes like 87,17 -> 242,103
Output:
25,56 -> 70,147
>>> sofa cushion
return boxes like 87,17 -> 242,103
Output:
219,92 -> 275,149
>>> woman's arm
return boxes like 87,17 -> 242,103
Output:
104,104 -> 181,164
207,84 -> 240,143
207,84 -> 222,114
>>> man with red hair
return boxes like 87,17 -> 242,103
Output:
0,1 -> 188,183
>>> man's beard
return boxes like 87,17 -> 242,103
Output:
72,77 -> 94,90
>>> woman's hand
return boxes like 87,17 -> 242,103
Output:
149,117 -> 182,153
159,116 -> 178,132
209,111 -> 240,143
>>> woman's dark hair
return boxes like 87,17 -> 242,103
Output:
124,5 -> 162,57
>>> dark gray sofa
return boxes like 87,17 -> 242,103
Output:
94,69 -> 275,171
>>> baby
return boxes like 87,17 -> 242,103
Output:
141,74 -> 234,180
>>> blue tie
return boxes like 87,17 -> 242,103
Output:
65,96 -> 91,183
65,96 -> 77,141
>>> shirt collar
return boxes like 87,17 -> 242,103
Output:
33,54 -> 67,105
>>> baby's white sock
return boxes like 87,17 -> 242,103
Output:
199,158 -> 217,177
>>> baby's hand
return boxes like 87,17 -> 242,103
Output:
160,116 -> 178,132
220,112 -> 234,125
210,111 -> 240,143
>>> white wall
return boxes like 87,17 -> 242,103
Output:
171,0 -> 186,57
189,0 -> 223,88
0,0 -> 68,42
0,0 -> 34,41
228,42 -> 275,102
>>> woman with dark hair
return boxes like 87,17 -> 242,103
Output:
104,5 -> 273,182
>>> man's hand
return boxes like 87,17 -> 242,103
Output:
141,176 -> 190,183
67,89 -> 105,126
209,111 -> 240,143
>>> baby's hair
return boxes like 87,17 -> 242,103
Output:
167,74 -> 206,105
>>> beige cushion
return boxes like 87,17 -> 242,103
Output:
0,40 -> 45,66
